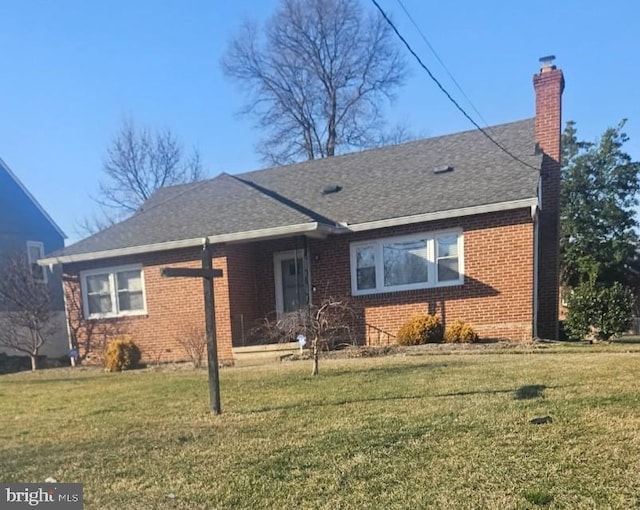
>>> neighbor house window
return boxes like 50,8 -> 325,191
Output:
26,241 -> 47,283
81,265 -> 146,318
350,230 -> 463,295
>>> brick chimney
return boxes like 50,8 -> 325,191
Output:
533,55 -> 564,339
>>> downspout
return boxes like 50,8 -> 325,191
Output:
532,203 -> 540,340
59,268 -> 76,367
303,235 -> 311,307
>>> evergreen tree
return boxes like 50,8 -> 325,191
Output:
560,120 -> 640,340
560,120 -> 640,288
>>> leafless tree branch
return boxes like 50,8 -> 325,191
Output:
84,116 -> 205,233
222,0 -> 408,166
62,274 -> 124,365
0,254 -> 59,370
251,297 -> 360,375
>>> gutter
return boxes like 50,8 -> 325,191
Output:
39,222 -> 337,266
39,197 -> 539,267
343,197 -> 538,232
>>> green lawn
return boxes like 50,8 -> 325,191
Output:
2,346 -> 640,509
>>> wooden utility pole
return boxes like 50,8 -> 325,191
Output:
161,244 -> 223,414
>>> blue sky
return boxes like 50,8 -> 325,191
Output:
2,0 -> 638,243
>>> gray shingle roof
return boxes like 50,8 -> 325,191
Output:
49,119 -> 541,261
56,173 -> 319,257
242,119 -> 540,225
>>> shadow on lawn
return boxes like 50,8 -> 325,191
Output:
241,393 -> 427,414
0,374 -> 108,385
514,384 -> 546,400
437,384 -> 558,400
327,360 -> 465,378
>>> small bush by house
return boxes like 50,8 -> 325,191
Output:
444,319 -> 480,343
104,339 -> 142,372
396,314 -> 443,345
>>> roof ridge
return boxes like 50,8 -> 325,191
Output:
70,176 -> 225,246
136,180 -> 204,214
238,118 -> 535,179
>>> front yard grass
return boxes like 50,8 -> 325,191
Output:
1,347 -> 640,509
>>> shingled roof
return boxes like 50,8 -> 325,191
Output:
43,119 -> 541,264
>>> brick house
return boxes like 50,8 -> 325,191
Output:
41,60 -> 564,364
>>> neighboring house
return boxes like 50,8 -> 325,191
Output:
41,59 -> 564,364
0,157 -> 67,358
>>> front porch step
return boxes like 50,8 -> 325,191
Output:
233,342 -> 300,367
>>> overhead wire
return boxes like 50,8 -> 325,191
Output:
370,0 -> 540,172
394,0 -> 491,128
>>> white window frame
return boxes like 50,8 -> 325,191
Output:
26,240 -> 47,284
80,264 -> 147,319
350,229 -> 464,296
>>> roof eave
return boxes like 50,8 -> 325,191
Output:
341,197 -> 539,232
38,222 -> 337,266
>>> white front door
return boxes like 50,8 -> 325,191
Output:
274,249 -> 310,316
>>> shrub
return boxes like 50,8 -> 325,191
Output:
396,314 -> 443,345
444,320 -> 480,343
104,339 -> 141,372
565,281 -> 633,341
176,327 -> 207,368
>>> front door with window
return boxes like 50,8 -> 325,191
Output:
274,250 -> 310,316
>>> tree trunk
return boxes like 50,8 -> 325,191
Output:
311,337 -> 319,376
30,354 -> 37,371
326,94 -> 337,157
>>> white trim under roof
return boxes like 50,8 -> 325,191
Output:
39,222 -> 336,265
342,198 -> 539,232
0,156 -> 67,239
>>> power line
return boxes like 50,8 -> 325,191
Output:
394,0 -> 490,128
371,0 -> 540,172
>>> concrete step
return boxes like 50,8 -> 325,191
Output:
233,342 -> 301,367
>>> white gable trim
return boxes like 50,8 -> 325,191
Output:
0,157 -> 67,239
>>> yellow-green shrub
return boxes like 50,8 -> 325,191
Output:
396,313 -> 443,345
444,320 -> 480,343
104,339 -> 142,372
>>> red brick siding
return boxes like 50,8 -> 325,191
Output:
63,247 -> 234,364
534,67 -> 564,339
222,244 -> 258,346
308,209 -> 534,342
63,207 -> 536,361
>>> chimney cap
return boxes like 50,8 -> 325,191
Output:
539,55 -> 556,70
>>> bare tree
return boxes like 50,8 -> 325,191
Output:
0,254 -> 59,370
176,326 -> 207,368
80,117 -> 204,234
222,0 -> 407,165
63,274 -> 124,366
252,297 -> 359,376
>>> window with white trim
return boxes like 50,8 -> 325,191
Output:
350,230 -> 463,295
81,265 -> 147,318
26,241 -> 47,283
